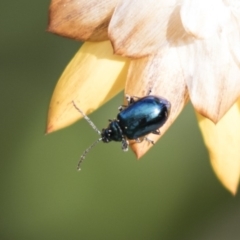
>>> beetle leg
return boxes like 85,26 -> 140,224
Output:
125,94 -> 131,104
125,94 -> 135,105
118,105 -> 127,112
144,137 -> 155,145
135,138 -> 142,143
122,138 -> 129,151
125,94 -> 140,105
152,129 -> 160,135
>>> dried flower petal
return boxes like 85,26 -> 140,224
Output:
125,48 -> 189,157
109,0 -> 179,57
197,100 -> 240,194
47,41 -> 129,133
181,0 -> 230,39
48,0 -> 119,41
177,36 -> 240,123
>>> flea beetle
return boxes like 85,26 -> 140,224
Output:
73,93 -> 171,170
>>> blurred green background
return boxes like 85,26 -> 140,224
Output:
1,1 -> 240,240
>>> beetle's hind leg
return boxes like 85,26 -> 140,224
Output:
135,137 -> 143,143
135,136 -> 155,145
152,129 -> 160,135
144,137 -> 155,145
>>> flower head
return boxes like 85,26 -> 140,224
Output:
47,0 -> 240,194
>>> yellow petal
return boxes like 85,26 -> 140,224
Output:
48,0 -> 119,41
197,100 -> 240,194
47,41 -> 129,133
125,47 -> 189,158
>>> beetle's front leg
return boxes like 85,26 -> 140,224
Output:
125,94 -> 136,105
125,94 -> 143,105
119,94 -> 137,111
118,105 -> 127,112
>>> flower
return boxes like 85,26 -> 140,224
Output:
47,0 -> 240,194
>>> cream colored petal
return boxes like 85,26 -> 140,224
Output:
47,41 -> 129,133
177,33 -> 240,123
181,0 -> 230,39
227,1 -> 240,67
48,0 -> 119,41
181,0 -> 240,66
180,0 -> 240,122
125,47 -> 188,158
109,0 -> 183,57
197,100 -> 240,194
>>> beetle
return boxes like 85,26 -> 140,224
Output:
72,93 -> 171,170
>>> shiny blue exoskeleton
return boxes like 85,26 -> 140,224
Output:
72,94 -> 171,170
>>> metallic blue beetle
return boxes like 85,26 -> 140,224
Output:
73,94 -> 171,170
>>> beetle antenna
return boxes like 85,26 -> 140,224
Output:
77,138 -> 102,171
72,101 -> 101,135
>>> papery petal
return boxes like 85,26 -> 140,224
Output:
109,0 -> 182,57
125,48 -> 188,158
227,1 -> 240,67
181,0 -> 230,39
177,34 -> 240,123
48,0 -> 119,41
47,41 -> 129,133
197,100 -> 240,194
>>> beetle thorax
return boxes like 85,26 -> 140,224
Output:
101,121 -> 123,143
